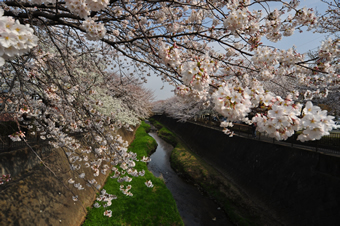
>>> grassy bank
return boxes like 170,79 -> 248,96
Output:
149,118 -> 265,226
83,121 -> 184,226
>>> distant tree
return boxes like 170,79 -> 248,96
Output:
318,0 -> 340,36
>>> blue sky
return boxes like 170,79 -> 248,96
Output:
144,0 -> 331,101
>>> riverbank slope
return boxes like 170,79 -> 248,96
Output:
83,121 -> 184,226
0,127 -> 136,226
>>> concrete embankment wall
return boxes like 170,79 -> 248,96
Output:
153,115 -> 340,226
0,127 -> 136,226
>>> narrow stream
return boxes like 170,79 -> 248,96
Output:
147,131 -> 233,226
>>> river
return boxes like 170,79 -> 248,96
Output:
147,131 -> 233,226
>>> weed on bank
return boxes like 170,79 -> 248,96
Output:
83,121 -> 183,226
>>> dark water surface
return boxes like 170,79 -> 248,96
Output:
147,132 -> 233,226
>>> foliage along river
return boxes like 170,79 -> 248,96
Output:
147,130 -> 233,226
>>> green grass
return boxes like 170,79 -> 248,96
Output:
83,121 -> 184,226
150,118 -> 264,226
149,118 -> 163,130
157,127 -> 177,147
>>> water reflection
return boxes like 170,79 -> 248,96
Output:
148,132 -> 233,226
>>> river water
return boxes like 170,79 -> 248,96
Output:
147,131 -> 233,226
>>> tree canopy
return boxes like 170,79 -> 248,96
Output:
0,0 -> 339,217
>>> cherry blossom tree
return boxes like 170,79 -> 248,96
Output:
0,16 -> 155,214
318,0 -> 340,36
153,95 -> 218,122
313,0 -> 340,117
1,0 -> 340,217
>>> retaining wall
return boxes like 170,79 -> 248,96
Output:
153,115 -> 340,226
0,127 -> 136,226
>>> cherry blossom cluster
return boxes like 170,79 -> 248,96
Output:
220,120 -> 236,137
317,0 -> 340,34
303,89 -> 329,100
120,184 -> 133,196
145,180 -> 154,188
264,9 -> 284,42
0,174 -> 11,185
153,94 -> 219,123
81,18 -> 106,41
294,7 -> 318,30
317,38 -> 340,69
158,43 -> 182,68
180,56 -> 217,91
252,96 -> 301,140
68,178 -> 85,190
95,189 -> 117,208
8,131 -> 25,142
37,0 -> 110,18
298,101 -> 336,141
220,0 -> 316,43
140,156 -> 151,163
104,210 -> 113,218
175,85 -> 208,101
87,0 -> 109,13
251,96 -> 336,141
175,85 -> 190,97
252,47 -> 305,69
0,9 -> 38,66
212,81 -> 253,122
72,195 -> 78,201
63,0 -> 89,18
223,8 -> 250,33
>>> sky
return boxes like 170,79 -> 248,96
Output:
143,0 -> 332,101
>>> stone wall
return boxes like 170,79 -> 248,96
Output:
153,115 -> 340,226
0,127 -> 136,226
